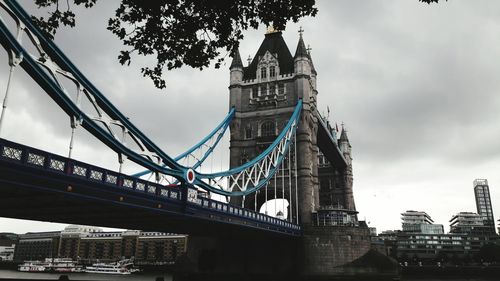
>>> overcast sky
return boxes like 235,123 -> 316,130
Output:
0,0 -> 499,234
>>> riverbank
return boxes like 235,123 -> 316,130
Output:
0,269 -> 172,281
401,264 -> 500,278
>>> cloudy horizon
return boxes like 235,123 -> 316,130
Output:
0,0 -> 499,234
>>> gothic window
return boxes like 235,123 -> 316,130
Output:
260,121 -> 275,137
269,66 -> 276,77
253,86 -> 258,97
278,83 -> 285,95
269,84 -> 276,96
261,67 -> 267,79
245,125 -> 252,139
240,151 -> 249,165
260,85 -> 267,96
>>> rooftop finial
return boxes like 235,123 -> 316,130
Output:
247,55 -> 252,66
266,25 -> 278,34
307,44 -> 312,54
298,26 -> 304,38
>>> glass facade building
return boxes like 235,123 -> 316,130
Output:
401,210 -> 443,234
473,179 -> 495,233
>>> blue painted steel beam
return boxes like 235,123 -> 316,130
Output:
0,137 -> 301,236
132,107 -> 235,178
0,1 -> 186,179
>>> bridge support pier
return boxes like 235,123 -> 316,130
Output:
174,235 -> 299,281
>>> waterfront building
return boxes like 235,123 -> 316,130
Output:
395,232 -> 495,261
0,244 -> 15,261
0,233 -> 18,246
401,210 -> 444,234
13,231 -> 61,261
59,225 -> 103,260
449,212 -> 491,235
388,208 -> 499,262
0,232 -> 17,260
473,179 -> 495,233
79,231 -> 187,264
13,225 -> 187,264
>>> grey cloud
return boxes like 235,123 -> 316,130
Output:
1,1 -> 500,233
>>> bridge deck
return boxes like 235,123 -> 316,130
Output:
0,139 -> 300,237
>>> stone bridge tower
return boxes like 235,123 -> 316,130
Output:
228,30 -> 372,275
228,30 -> 319,224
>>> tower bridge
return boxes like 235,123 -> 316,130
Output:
0,0 -> 373,278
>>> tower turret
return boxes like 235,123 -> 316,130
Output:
294,28 -> 312,76
229,47 -> 244,110
338,125 -> 352,163
338,125 -> 355,211
229,48 -> 244,85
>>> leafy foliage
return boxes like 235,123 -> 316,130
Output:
31,0 -> 445,89
31,0 -> 317,89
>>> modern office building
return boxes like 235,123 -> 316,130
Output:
395,232 -> 495,261
449,212 -> 491,235
401,210 -> 444,234
473,179 -> 495,233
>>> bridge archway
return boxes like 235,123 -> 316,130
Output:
259,198 -> 289,220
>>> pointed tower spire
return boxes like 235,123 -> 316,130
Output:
229,47 -> 244,87
294,26 -> 308,59
339,123 -> 349,142
230,47 -> 243,69
307,44 -> 317,75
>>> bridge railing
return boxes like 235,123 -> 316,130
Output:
186,187 -> 301,233
0,138 -> 300,234
0,138 -> 183,201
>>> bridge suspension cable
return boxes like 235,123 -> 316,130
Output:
132,108 -> 234,179
0,0 -> 302,198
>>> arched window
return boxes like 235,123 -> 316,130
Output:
260,121 -> 275,137
260,67 -> 267,79
269,66 -> 276,77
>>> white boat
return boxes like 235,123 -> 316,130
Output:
84,259 -> 136,275
18,261 -> 47,272
51,258 -> 83,272
18,258 -> 83,273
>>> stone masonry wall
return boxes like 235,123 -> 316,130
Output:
301,225 -> 371,275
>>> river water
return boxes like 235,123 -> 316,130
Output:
0,269 -> 172,280
0,270 -> 496,281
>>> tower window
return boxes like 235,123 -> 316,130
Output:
261,67 -> 267,79
269,84 -> 276,95
269,66 -> 276,77
245,126 -> 252,139
253,86 -> 258,97
260,121 -> 275,137
278,83 -> 285,95
260,85 -> 267,96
